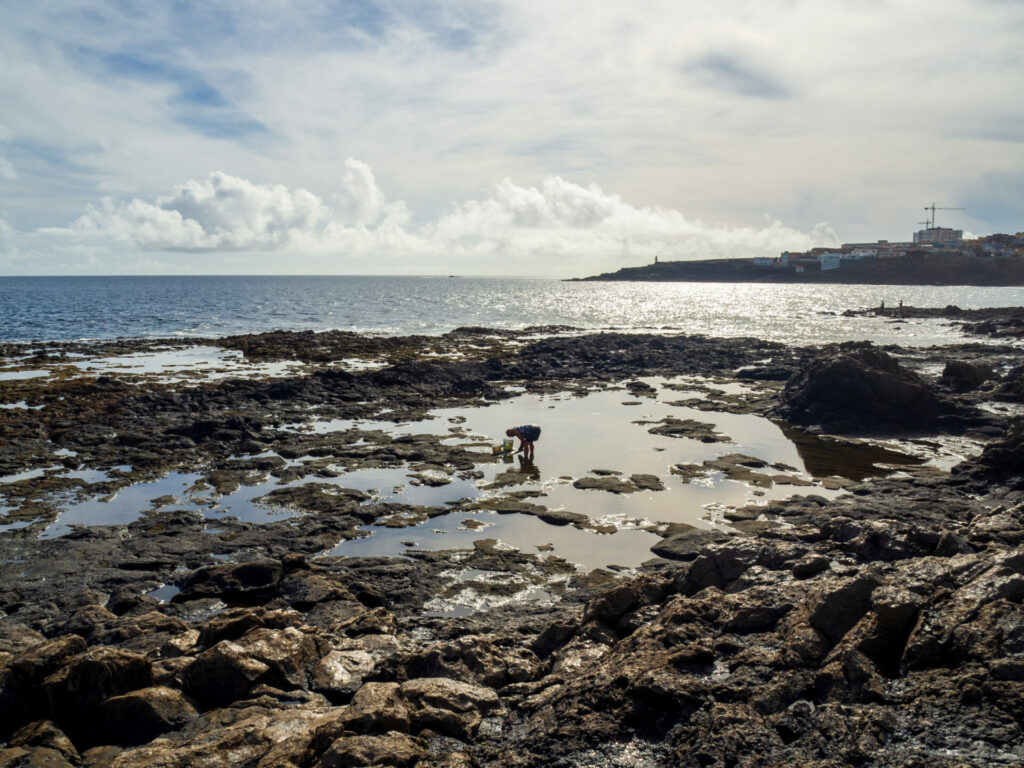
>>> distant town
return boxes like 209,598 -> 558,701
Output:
579,208 -> 1024,285
763,219 -> 1024,276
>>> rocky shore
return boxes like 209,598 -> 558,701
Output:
2,316 -> 1024,766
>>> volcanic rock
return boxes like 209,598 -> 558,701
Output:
774,342 -> 949,432
100,686 -> 198,746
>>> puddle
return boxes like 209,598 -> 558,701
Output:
0,401 -> 45,409
326,510 -> 663,572
146,584 -> 182,602
1,467 -> 58,484
0,519 -> 32,533
66,347 -> 303,382
63,468 -> 116,484
19,376 -> 929,576
284,416 -> 457,437
781,426 -> 927,481
0,369 -> 50,381
298,467 -> 480,507
40,472 -> 302,539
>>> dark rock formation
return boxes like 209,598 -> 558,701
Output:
774,342 -> 950,433
941,360 -> 994,391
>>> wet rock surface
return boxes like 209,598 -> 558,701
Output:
2,324 -> 1024,765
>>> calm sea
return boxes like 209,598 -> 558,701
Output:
1,275 -> 1022,346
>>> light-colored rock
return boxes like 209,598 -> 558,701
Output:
318,732 -> 425,768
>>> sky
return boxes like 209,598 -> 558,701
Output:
1,0 -> 1022,277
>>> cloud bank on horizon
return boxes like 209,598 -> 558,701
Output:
49,159 -> 838,274
1,0 -> 1022,276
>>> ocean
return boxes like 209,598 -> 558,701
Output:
1,275 -> 1023,345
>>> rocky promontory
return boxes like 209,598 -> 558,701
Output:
576,255 -> 1024,286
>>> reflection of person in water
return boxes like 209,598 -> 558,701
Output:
506,424 -> 541,461
517,456 -> 540,481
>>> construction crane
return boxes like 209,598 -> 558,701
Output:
924,203 -> 965,229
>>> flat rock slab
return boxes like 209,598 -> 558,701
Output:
641,417 -> 731,443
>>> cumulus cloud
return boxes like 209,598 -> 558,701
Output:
55,159 -> 836,273
428,174 -> 836,262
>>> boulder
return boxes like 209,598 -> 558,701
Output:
338,682 -> 411,734
0,745 -> 77,767
995,364 -> 1024,402
940,360 -> 993,391
180,641 -> 270,710
961,417 -> 1024,489
173,561 -> 282,605
403,636 -> 539,688
233,627 -> 322,690
774,342 -> 947,432
197,608 -> 265,647
279,569 -> 354,610
0,636 -> 87,737
5,721 -> 79,764
531,621 -> 577,659
101,706 -> 328,768
312,650 -> 375,703
398,677 -> 503,740
43,647 -> 153,746
0,624 -> 45,657
650,528 -> 732,562
318,732 -> 426,768
101,687 -> 198,746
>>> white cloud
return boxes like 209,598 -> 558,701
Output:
0,156 -> 15,180
43,160 -> 836,274
2,0 -> 1021,270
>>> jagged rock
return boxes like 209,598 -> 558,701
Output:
5,721 -> 79,765
0,625 -> 45,657
312,650 -> 375,703
231,627 -> 322,690
43,647 -> 153,747
338,682 -> 411,734
173,561 -> 282,605
941,360 -> 993,391
774,342 -> 948,432
995,364 -> 1024,402
650,528 -> 732,562
103,705 -> 330,768
197,608 -> 265,647
399,677 -> 503,740
902,553 -> 1024,670
318,732 -> 426,768
531,620 -> 577,659
279,569 -> 355,609
0,745 -> 77,767
961,417 -> 1024,489
792,554 -> 830,579
0,636 -> 87,737
101,687 -> 198,746
180,641 -> 270,710
57,605 -> 117,642
403,636 -> 539,688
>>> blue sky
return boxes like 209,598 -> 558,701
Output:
1,0 -> 1022,275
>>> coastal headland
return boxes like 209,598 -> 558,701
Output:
577,253 -> 1024,285
2,312 -> 1024,766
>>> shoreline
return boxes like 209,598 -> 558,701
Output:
575,253 -> 1024,286
2,319 -> 1024,765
